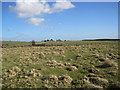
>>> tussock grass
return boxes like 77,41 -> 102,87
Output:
2,41 -> 119,88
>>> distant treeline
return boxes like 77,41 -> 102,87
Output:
82,39 -> 120,41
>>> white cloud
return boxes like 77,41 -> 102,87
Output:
9,0 -> 75,26
26,18 -> 45,26
9,0 -> 75,18
51,1 -> 75,13
9,0 -> 51,18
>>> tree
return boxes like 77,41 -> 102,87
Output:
32,40 -> 35,46
46,39 -> 49,42
50,39 -> 54,41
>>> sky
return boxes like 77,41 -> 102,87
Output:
1,1 -> 118,41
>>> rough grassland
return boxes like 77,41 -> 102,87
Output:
1,41 -> 120,88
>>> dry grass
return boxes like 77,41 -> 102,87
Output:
103,60 -> 118,68
2,41 -> 119,88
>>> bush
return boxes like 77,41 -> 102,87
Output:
31,40 -> 35,46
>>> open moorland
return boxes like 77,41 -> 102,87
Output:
1,41 -> 120,88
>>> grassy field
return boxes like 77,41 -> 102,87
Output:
1,41 -> 120,88
1,41 -> 32,47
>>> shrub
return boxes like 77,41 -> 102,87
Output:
31,40 -> 35,46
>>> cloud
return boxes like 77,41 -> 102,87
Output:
51,1 -> 75,13
9,0 -> 51,18
9,0 -> 75,18
9,0 -> 75,26
26,17 -> 45,26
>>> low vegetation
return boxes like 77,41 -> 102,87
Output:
1,41 -> 119,88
